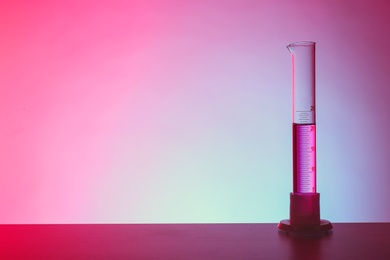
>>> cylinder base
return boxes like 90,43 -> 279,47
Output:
278,192 -> 333,236
278,219 -> 333,236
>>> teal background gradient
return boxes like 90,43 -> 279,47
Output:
1,0 -> 390,223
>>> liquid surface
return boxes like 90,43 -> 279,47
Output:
293,123 -> 316,193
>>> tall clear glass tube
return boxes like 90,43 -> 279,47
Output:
287,41 -> 316,194
278,41 -> 332,235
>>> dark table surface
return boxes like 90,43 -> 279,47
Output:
0,223 -> 389,259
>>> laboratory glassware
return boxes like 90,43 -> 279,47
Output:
278,41 -> 332,235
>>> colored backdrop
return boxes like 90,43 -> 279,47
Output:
1,0 -> 390,223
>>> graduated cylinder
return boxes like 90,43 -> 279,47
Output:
288,41 -> 316,194
278,41 -> 332,234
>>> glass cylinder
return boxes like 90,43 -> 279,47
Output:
278,41 -> 332,235
287,41 -> 316,194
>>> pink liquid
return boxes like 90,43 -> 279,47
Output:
293,123 -> 316,193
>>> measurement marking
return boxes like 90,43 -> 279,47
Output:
293,123 -> 316,193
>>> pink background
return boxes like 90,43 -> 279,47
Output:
1,0 -> 390,223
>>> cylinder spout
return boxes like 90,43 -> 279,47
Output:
287,41 -> 315,53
